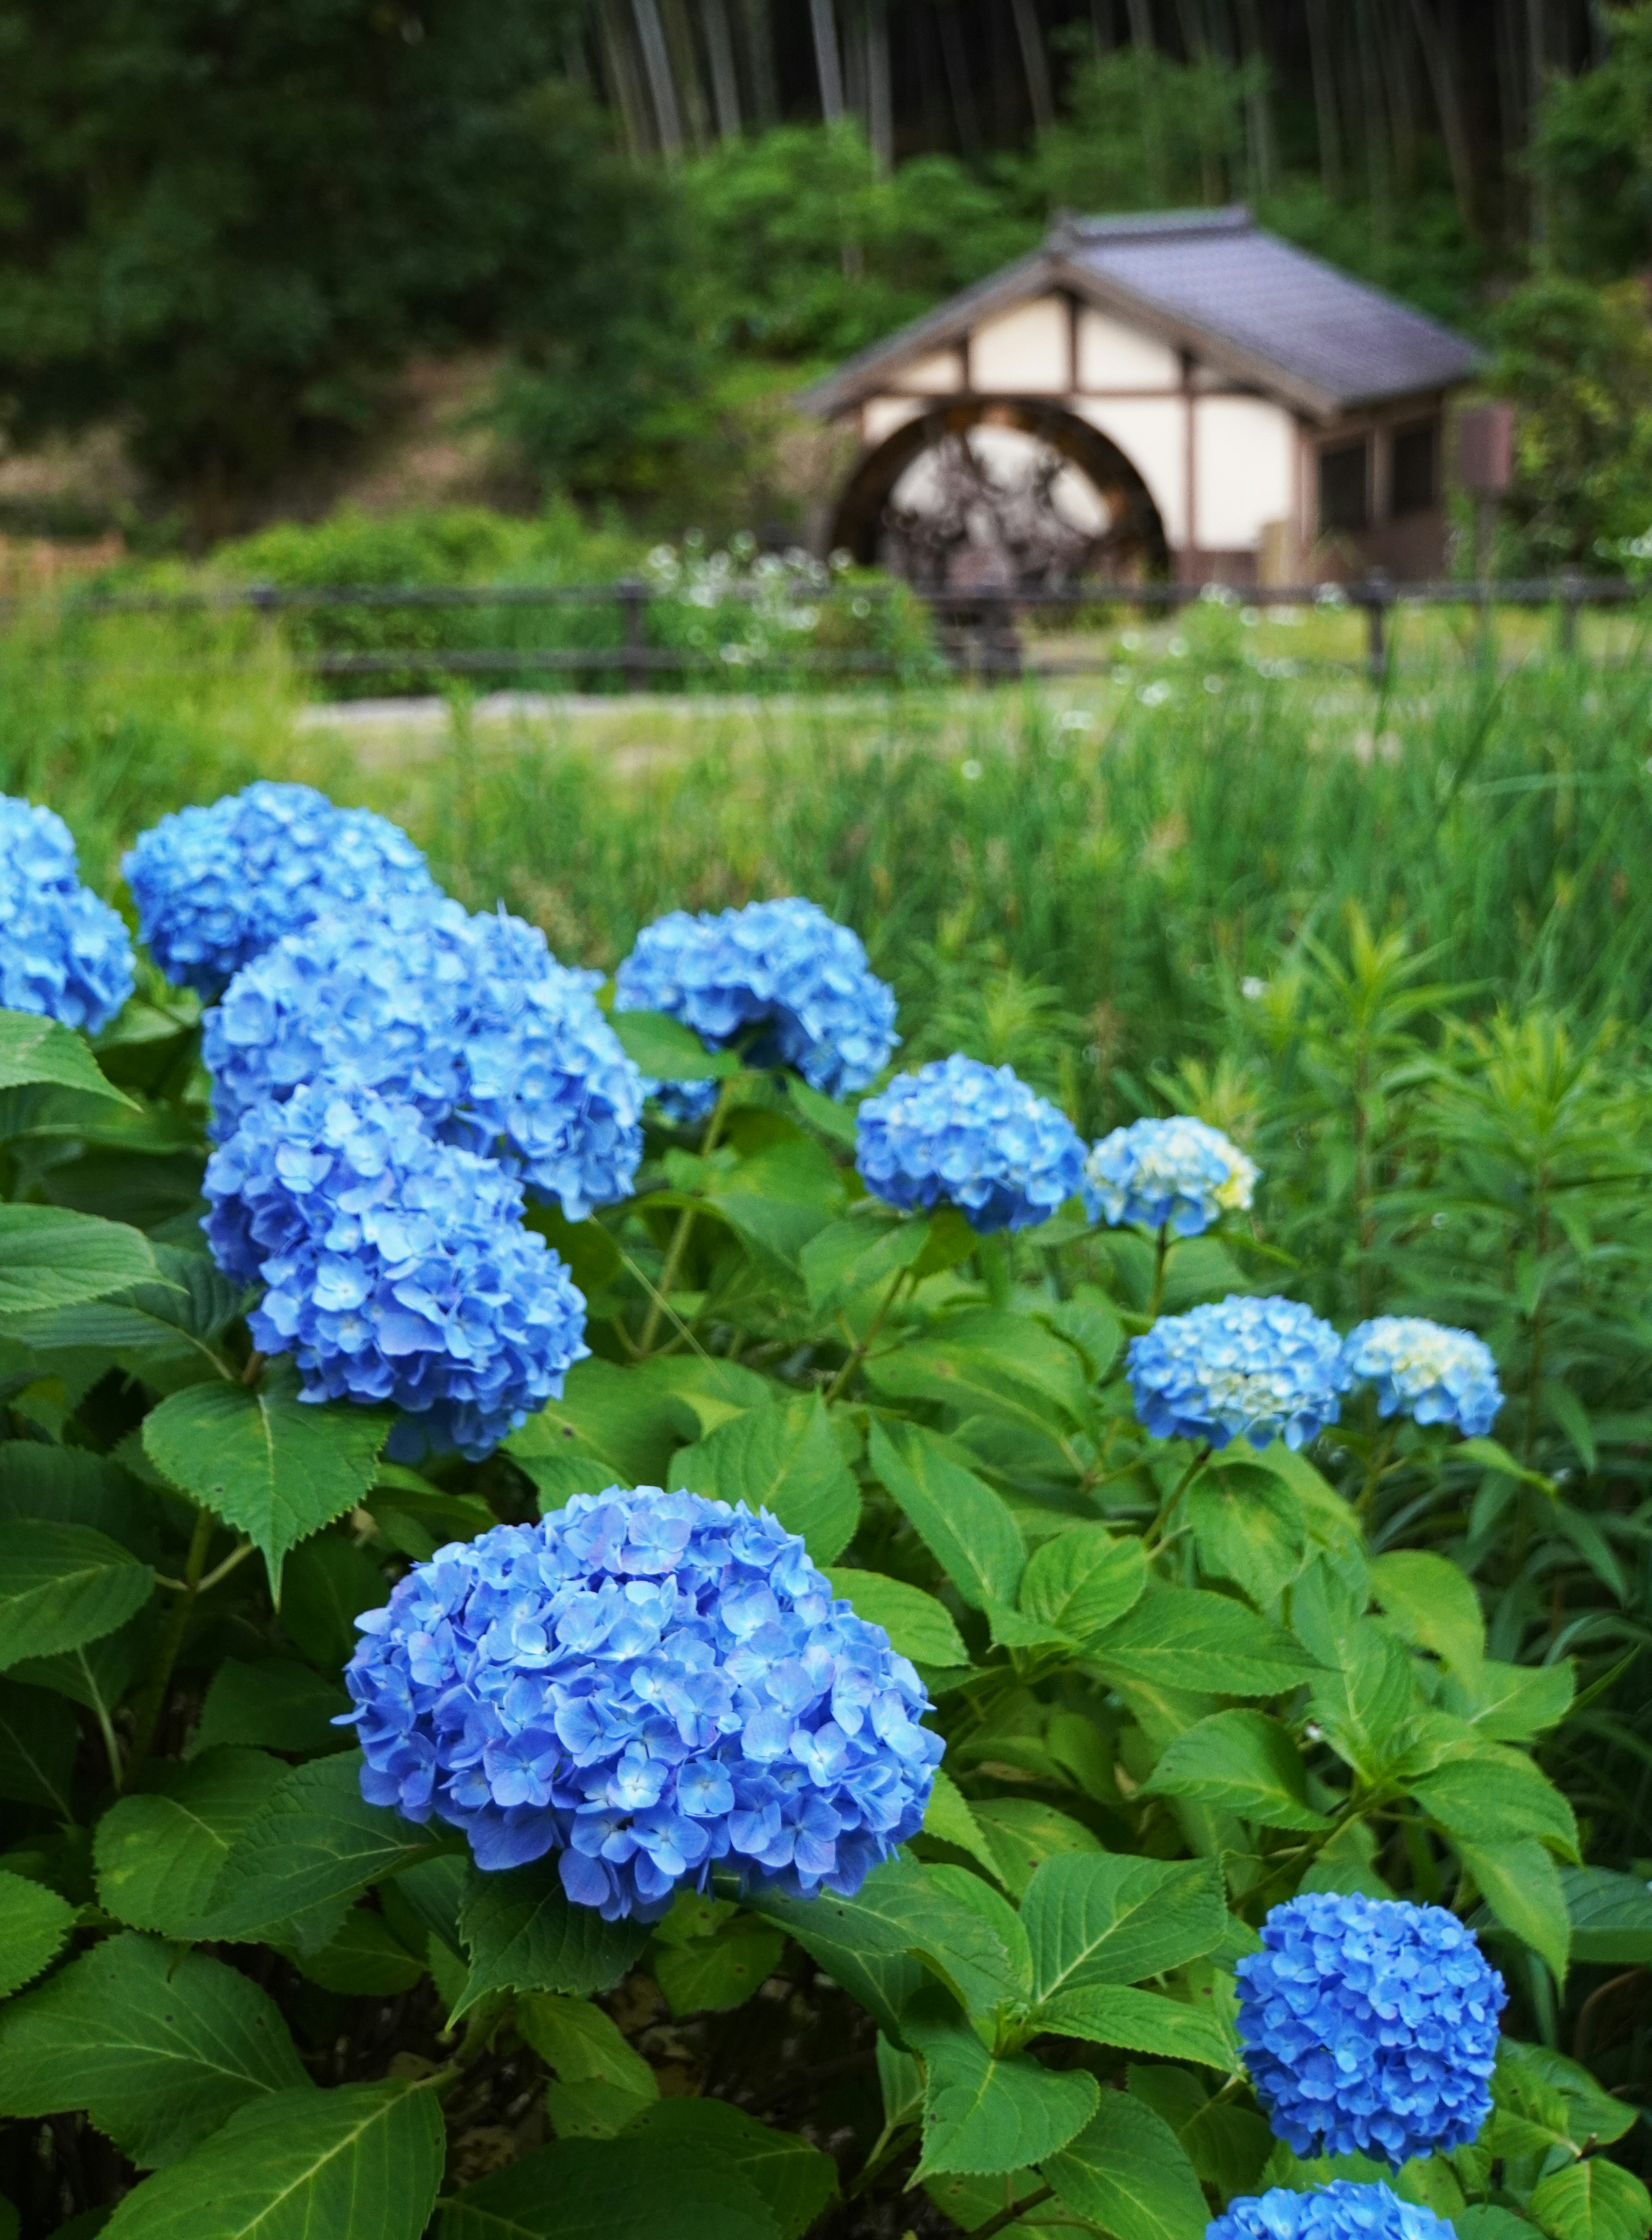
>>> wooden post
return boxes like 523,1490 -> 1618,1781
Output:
1559,567 -> 1583,657
1362,571 -> 1390,684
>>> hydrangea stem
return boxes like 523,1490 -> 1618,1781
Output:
1148,1220 -> 1172,1318
640,1077 -> 735,1353
1357,1418 -> 1397,1524
122,1503 -> 215,1791
1145,1442 -> 1212,1553
823,1260 -> 913,1404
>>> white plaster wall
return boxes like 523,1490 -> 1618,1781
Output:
901,349 -> 964,393
1073,398 -> 1187,547
1076,309 -> 1180,392
862,397 -> 926,447
969,296 -> 1068,393
1193,397 -> 1296,549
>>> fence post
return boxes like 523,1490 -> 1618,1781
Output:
616,576 -> 647,694
1559,568 -> 1583,657
1361,571 -> 1390,685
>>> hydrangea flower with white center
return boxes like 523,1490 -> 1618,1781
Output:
614,896 -> 897,1122
1341,1317 -> 1502,1439
124,780 -> 439,998
1236,1892 -> 1505,2163
0,796 -> 134,1034
1209,2184 -> 1458,2240
340,1487 -> 943,1917
1127,1294 -> 1349,1450
1082,1115 -> 1259,1237
855,1054 -> 1086,1234
204,894 -> 644,1221
203,1082 -> 588,1460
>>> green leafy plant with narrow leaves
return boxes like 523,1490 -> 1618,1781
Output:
0,879 -> 1648,2240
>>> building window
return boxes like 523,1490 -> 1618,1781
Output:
1390,420 -> 1438,516
1319,439 -> 1370,532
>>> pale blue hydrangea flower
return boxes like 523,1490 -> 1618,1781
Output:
1128,1294 -> 1350,1449
1341,1317 -> 1502,1438
1209,2184 -> 1458,2240
1083,1115 -> 1259,1236
0,796 -> 134,1033
124,780 -> 439,997
341,1487 -> 943,1917
614,897 -> 897,1122
855,1054 -> 1086,1234
203,894 -> 644,1221
203,1082 -> 588,1459
1236,1892 -> 1505,2163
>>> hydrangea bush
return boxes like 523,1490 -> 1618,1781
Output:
0,780 -> 1640,2240
0,794 -> 134,1032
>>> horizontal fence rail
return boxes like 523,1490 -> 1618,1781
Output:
7,571 -> 1647,688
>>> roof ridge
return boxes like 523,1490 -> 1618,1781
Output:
1048,205 -> 1253,247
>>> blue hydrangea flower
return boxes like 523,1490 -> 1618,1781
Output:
1083,1115 -> 1259,1237
340,1487 -> 943,1916
124,780 -> 439,997
1128,1294 -> 1350,1450
615,897 -> 897,1122
204,894 -> 645,1221
1341,1317 -> 1502,1439
0,795 -> 134,1033
1209,2183 -> 1458,2240
203,1082 -> 588,1459
855,1055 -> 1086,1234
1236,1892 -> 1506,2163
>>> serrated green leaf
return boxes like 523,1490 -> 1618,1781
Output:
922,1767 -> 1005,1881
877,1860 -> 1032,2015
101,2078 -> 446,2240
517,1993 -> 656,2099
674,1391 -> 859,1562
1503,2040 -> 1638,2150
1143,1710 -> 1329,1830
1018,1526 -> 1147,1642
16,1245 -> 243,1380
546,2077 -> 655,2138
800,1211 -> 929,1313
1531,2157 -> 1652,2240
277,1531 -> 389,1670
433,2132 -> 778,2240
505,1357 -> 697,1485
0,1204 -> 156,1317
200,1753 -> 455,1946
824,1567 -> 968,1666
623,2099 -> 838,2240
610,1008 -> 738,1081
867,1417 -> 1023,1611
94,1748 -> 293,1939
655,1918 -> 786,2015
1457,1837 -> 1572,1983
1039,1983 -> 1236,2068
1088,1587 -> 1317,1698
865,1309 -> 1091,1437
906,2006 -> 1099,2180
969,1798 -> 1102,1900
1412,1746 -> 1579,1858
1043,2092 -> 1211,2240
290,1907 -> 427,1996
1444,1658 -> 1575,1741
0,1932 -> 309,2166
1561,1867 -> 1652,1966
1372,1550 -> 1486,1674
0,1870 -> 73,1998
749,1857 -> 927,2038
453,1855 -> 649,2018
0,1009 -> 133,1107
142,1366 -> 391,1598
0,1519 -> 154,1672
1188,1472 -> 1309,1605
1023,1852 -> 1227,2000
191,1658 -> 352,1759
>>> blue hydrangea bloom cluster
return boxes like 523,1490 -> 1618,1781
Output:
855,1055 -> 1086,1234
1128,1294 -> 1350,1450
341,1487 -> 943,1917
0,796 -> 134,1034
124,780 -> 439,998
1082,1115 -> 1259,1237
614,897 -> 898,1122
1209,2184 -> 1457,2240
1341,1317 -> 1502,1439
203,1082 -> 588,1459
203,894 -> 645,1221
1236,1892 -> 1506,2164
